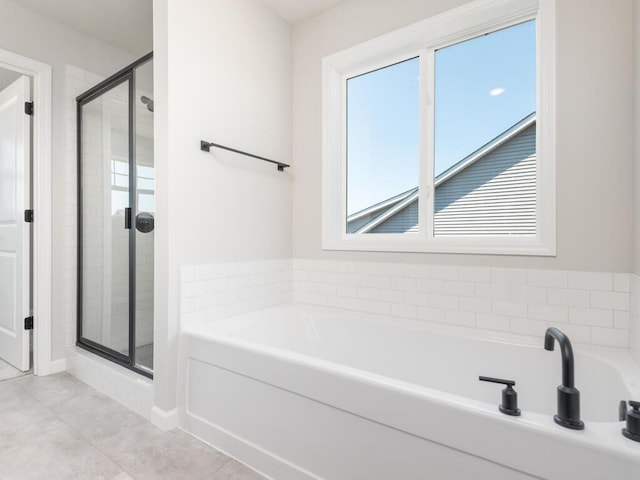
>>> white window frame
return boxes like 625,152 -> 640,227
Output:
322,0 -> 556,256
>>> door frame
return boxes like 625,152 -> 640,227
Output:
0,48 -> 53,376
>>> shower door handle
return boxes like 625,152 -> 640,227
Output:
124,207 -> 132,229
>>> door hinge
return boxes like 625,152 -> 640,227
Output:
24,209 -> 33,223
24,316 -> 33,330
24,102 -> 33,116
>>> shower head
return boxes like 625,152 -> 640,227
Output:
141,95 -> 154,113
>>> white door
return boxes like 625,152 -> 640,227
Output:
0,76 -> 31,371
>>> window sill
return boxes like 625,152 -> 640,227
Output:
322,235 -> 556,257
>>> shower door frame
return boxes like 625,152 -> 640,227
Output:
76,52 -> 153,379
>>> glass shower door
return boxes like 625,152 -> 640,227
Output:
77,53 -> 154,377
79,78 -> 132,360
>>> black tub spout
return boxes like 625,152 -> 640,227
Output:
544,327 -> 584,430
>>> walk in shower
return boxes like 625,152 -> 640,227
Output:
77,53 -> 154,377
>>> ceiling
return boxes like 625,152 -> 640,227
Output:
9,0 -> 342,58
11,0 -> 153,56
261,0 -> 344,23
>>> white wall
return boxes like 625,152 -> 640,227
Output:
634,0 -> 640,276
631,0 -> 640,362
0,0 -> 140,362
292,0 -> 634,273
153,0 -> 292,414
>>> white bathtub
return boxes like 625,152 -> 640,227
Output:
178,304 -> 640,480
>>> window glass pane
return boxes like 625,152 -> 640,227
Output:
346,57 -> 420,234
137,177 -> 154,190
434,20 -> 536,237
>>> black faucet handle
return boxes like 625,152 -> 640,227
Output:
479,376 -> 521,416
479,376 -> 515,387
629,400 -> 640,411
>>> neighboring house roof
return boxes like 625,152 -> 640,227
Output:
346,112 -> 537,235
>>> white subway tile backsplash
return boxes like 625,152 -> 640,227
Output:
417,306 -> 445,323
552,323 -> 591,344
379,289 -> 403,303
416,279 -> 444,294
292,270 -> 309,281
229,276 -> 250,289
475,283 -> 509,300
346,297 -> 368,312
367,275 -> 392,289
356,287 -> 380,301
508,285 -> 547,304
528,303 -> 568,323
445,310 -> 475,327
346,273 -> 368,287
428,265 -> 458,280
613,273 -> 630,293
443,281 -> 475,297
391,303 -> 417,319
326,295 -> 347,309
458,266 -> 491,283
510,318 -> 548,337
310,271 -> 346,285
591,327 -> 628,348
335,261 -> 358,274
568,307 -> 613,328
476,313 -> 510,332
336,285 -> 358,298
528,270 -> 567,288
402,264 -> 430,279
492,268 -> 527,286
402,292 -> 430,307
459,297 -> 492,313
567,271 -> 612,291
181,281 -> 206,299
367,301 -> 392,316
547,288 -> 590,308
492,300 -> 527,318
428,294 -> 459,310
181,260 -> 631,351
180,297 -> 195,314
391,277 -> 416,292
316,260 -> 337,272
614,311 -> 630,330
590,291 -> 628,310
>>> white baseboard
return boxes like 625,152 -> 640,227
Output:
48,358 -> 67,374
151,406 -> 179,431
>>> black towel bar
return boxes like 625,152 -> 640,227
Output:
200,140 -> 289,172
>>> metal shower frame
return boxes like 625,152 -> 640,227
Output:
76,52 -> 154,379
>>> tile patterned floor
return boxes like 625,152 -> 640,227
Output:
0,373 -> 266,480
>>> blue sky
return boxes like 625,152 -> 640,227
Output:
346,20 -> 536,215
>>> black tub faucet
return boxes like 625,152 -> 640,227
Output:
544,327 -> 585,430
